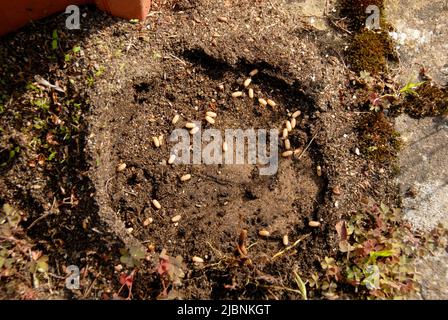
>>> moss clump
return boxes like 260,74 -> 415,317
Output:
358,112 -> 401,163
338,0 -> 386,32
395,82 -> 448,118
347,29 -> 397,75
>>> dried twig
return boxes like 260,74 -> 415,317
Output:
27,197 -> 58,230
272,234 -> 311,260
295,127 -> 322,160
168,53 -> 187,66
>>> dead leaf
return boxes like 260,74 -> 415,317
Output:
335,220 -> 348,241
237,229 -> 248,256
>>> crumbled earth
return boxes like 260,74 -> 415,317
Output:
86,0 -> 359,299
0,0 -> 445,300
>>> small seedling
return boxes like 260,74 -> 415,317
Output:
359,70 -> 374,84
72,46 -> 81,54
0,146 -> 20,168
293,270 -> 307,300
399,81 -> 425,96
120,246 -> 145,268
156,249 -> 185,297
51,30 -> 59,50
117,269 -> 137,299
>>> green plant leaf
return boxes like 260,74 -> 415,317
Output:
399,81 -> 425,96
369,249 -> 396,264
52,30 -> 59,50
130,247 -> 145,261
36,256 -> 49,273
120,255 -> 134,268
47,151 -> 57,161
293,270 -> 307,300
380,203 -> 390,214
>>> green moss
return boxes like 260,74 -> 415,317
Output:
394,82 -> 448,118
358,112 -> 401,163
347,29 -> 397,74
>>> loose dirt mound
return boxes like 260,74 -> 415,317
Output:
1,0 -> 403,299
84,0 -> 397,298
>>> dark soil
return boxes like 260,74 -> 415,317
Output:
0,0 -> 404,299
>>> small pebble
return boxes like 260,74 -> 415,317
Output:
316,165 -> 322,177
168,154 -> 176,164
309,221 -> 321,228
114,264 -> 123,272
192,256 -> 204,263
205,116 -> 216,124
249,69 -> 259,77
172,114 -> 180,124
158,135 -> 164,146
152,199 -> 162,209
258,98 -> 268,107
282,150 -> 293,157
180,174 -> 192,182
332,186 -> 342,195
152,136 -> 160,148
292,110 -> 301,118
291,117 -> 297,129
267,99 -> 277,107
206,111 -> 217,118
248,88 -> 254,99
143,217 -> 153,226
